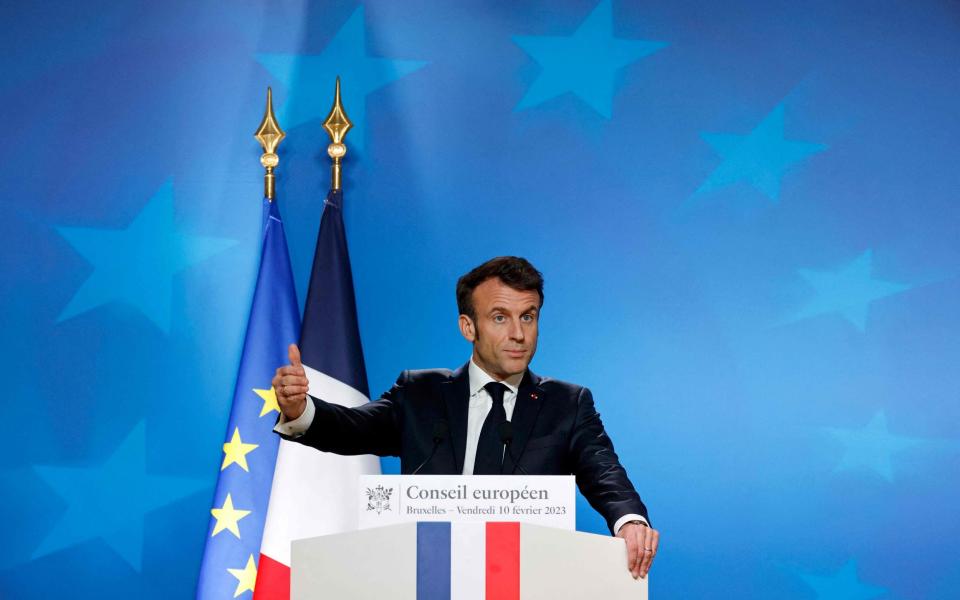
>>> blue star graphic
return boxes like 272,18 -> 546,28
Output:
797,560 -> 886,599
256,6 -> 427,151
824,411 -> 925,481
793,250 -> 911,331
32,421 -> 209,570
56,180 -> 235,332
696,103 -> 826,201
513,0 -> 666,118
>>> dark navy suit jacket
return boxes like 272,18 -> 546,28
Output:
282,364 -> 649,533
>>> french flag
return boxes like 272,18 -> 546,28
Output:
254,188 -> 381,598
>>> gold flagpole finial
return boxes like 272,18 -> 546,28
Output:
254,87 -> 285,201
322,77 -> 352,191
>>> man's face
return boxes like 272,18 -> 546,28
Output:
458,277 -> 540,380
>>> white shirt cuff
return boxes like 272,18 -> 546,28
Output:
273,397 -> 315,438
613,514 -> 649,535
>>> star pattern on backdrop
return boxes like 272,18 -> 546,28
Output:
209,493 -> 252,539
56,179 -> 236,332
253,386 -> 280,418
793,250 -> 912,331
696,103 -> 826,201
256,6 -> 426,151
227,554 -> 258,598
221,428 -> 258,472
824,411 -> 926,481
513,0 -> 666,118
796,560 -> 886,599
32,421 -> 209,570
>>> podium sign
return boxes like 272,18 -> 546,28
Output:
358,475 -> 575,530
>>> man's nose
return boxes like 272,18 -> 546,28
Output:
508,318 -> 524,341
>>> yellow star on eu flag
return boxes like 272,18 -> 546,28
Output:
253,386 -> 280,417
227,554 -> 258,597
210,493 -> 252,539
221,428 -> 258,472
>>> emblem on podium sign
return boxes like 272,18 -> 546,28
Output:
365,485 -> 394,515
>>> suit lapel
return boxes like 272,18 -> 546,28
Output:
441,364 -> 471,474
506,369 -> 546,472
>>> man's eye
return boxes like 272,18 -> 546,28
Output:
522,314 -> 535,322
493,315 -> 506,323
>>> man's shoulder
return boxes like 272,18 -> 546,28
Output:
530,372 -> 586,396
402,367 -> 460,383
380,367 -> 461,401
394,367 -> 590,394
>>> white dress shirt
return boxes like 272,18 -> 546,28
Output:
461,359 -> 523,475
275,357 -> 647,533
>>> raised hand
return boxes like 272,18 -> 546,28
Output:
272,343 -> 309,421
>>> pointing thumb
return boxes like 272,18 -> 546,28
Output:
288,343 -> 302,368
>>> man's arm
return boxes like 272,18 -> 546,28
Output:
568,386 -> 659,578
272,344 -> 402,457
568,386 -> 648,529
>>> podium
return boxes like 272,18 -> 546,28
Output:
292,521 -> 647,599
289,474 -> 648,599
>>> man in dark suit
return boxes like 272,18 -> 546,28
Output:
272,256 -> 660,578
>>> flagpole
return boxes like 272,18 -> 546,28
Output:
322,77 -> 352,191
254,87 -> 286,201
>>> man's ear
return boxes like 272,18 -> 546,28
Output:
458,314 -> 476,343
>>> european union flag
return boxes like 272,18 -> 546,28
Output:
196,198 -> 300,599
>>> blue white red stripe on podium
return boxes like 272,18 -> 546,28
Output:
415,522 -> 521,600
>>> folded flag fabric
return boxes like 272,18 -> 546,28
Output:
255,188 -> 381,599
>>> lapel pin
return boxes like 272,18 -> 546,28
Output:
530,393 -> 538,400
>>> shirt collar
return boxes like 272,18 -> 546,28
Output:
468,357 -> 523,397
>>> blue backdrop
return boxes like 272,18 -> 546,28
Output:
1,1 -> 958,598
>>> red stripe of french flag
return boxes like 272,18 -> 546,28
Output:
253,554 -> 289,600
486,523 -> 521,600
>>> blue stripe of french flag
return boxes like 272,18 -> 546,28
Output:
417,523 -> 450,599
